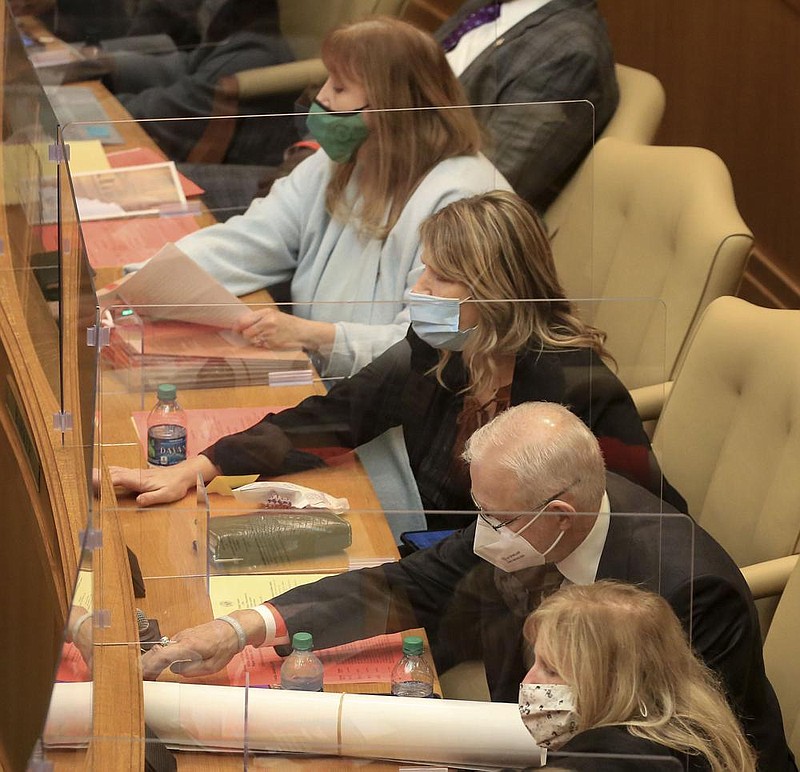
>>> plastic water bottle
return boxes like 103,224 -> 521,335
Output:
280,632 -> 324,692
147,383 -> 187,467
391,635 -> 434,697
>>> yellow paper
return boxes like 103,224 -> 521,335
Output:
209,573 -> 330,617
205,474 -> 260,496
65,139 -> 111,173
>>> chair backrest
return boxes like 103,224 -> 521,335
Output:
551,137 -> 752,390
544,63 -> 665,234
278,0 -> 410,60
764,556 -> 800,760
653,296 -> 800,567
603,63 -> 666,143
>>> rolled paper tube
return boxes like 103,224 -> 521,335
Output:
42,683 -> 93,747
44,682 -> 544,767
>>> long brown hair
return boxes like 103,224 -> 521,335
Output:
525,581 -> 757,772
321,17 -> 482,238
419,190 -> 611,397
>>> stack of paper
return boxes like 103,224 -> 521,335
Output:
105,319 -> 309,390
100,247 -> 311,389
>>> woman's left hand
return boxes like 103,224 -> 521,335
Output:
233,308 -> 335,353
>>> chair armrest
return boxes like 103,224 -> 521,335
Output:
740,554 -> 800,600
236,59 -> 328,101
629,381 -> 673,422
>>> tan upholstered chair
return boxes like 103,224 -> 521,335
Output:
235,0 -> 410,100
550,137 -> 752,390
603,63 -> 666,144
544,63 -> 665,236
636,296 -> 800,590
763,553 -> 800,759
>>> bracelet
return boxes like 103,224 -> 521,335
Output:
217,615 -> 247,652
249,604 -> 277,648
68,611 -> 93,643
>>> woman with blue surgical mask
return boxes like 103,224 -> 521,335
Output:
519,582 -> 756,771
112,191 -> 682,528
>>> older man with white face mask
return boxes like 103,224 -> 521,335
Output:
142,402 -> 794,772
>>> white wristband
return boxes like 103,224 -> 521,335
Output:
217,615 -> 246,652
249,604 -> 277,647
68,611 -> 93,643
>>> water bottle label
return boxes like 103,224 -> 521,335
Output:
147,429 -> 187,466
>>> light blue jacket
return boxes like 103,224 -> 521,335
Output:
174,149 -> 509,376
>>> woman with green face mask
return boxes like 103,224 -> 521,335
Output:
134,16 -> 509,379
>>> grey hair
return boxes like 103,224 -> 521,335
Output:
463,402 -> 606,512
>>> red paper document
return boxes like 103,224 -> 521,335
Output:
219,632 -> 406,687
84,215 -> 202,267
56,643 -> 91,683
37,215 -> 201,267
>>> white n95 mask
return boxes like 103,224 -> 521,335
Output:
407,290 -> 474,351
519,682 -> 579,750
472,510 -> 564,572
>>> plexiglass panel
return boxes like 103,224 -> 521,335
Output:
2,2 -> 63,399
7,7 -> 732,768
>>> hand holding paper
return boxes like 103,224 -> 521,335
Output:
100,244 -> 249,329
233,307 -> 335,352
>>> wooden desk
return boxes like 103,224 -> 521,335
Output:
2,24 -> 420,767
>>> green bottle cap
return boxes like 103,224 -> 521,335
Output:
402,635 -> 423,656
157,383 -> 177,402
292,631 -> 314,651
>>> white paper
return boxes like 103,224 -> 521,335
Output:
99,244 -> 248,328
232,481 -> 350,514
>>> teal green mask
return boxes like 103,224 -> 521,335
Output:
306,100 -> 369,164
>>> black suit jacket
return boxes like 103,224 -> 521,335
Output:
436,0 -> 619,210
271,473 -> 794,771
550,726 -> 699,771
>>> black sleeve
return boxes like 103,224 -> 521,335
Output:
668,574 -> 759,715
270,524 -> 482,651
551,727 -> 683,771
202,339 -> 410,476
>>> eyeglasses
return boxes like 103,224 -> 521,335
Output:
473,480 -> 579,532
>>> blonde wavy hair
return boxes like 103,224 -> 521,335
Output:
525,581 -> 757,772
321,17 -> 482,238
418,190 -> 611,397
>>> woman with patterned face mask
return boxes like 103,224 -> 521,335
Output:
520,581 -> 756,771
112,191 -> 683,531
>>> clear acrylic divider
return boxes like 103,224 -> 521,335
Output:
116,509 -> 699,769
58,128 -> 100,512
54,101 -> 592,264
92,292 -> 681,765
2,2 -> 63,401
39,534 -> 94,763
1,8 -> 101,768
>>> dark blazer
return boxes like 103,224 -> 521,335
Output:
271,473 -> 794,772
205,328 -> 683,526
114,32 -> 297,165
436,0 -> 619,211
550,726 -> 703,771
